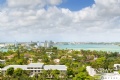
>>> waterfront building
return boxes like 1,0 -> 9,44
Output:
39,41 -> 54,48
49,40 -> 54,47
14,41 -> 18,48
44,40 -> 48,48
37,41 -> 40,47
40,42 -> 45,47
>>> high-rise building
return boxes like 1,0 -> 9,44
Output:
49,40 -> 54,48
37,41 -> 40,46
14,40 -> 18,48
44,40 -> 48,48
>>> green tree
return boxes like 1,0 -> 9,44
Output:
14,68 -> 23,77
0,63 -> 4,68
6,67 -> 14,78
17,59 -> 23,65
51,70 -> 60,79
17,49 -> 20,59
73,72 -> 88,80
91,57 -> 106,68
40,70 -> 47,79
42,55 -> 50,64
52,47 -> 57,54
14,69 -> 23,80
67,68 -> 74,78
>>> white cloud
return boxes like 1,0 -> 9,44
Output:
0,0 -> 120,42
7,0 -> 62,8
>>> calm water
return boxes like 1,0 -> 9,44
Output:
54,44 -> 120,52
1,44 -> 120,52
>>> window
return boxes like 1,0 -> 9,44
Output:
27,67 -> 30,69
34,67 -> 37,69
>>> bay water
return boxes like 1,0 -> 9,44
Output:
54,44 -> 120,52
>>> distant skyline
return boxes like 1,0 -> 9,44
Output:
0,0 -> 120,42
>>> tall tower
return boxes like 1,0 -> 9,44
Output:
49,40 -> 54,48
37,41 -> 40,46
14,40 -> 18,48
44,40 -> 48,48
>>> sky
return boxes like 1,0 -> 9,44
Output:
0,0 -> 120,42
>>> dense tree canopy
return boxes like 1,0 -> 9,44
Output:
0,46 -> 120,80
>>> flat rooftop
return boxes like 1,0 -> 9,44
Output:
44,65 -> 67,70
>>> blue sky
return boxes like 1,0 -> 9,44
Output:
0,0 -> 95,11
0,0 -> 120,42
0,0 -> 5,4
58,0 -> 95,11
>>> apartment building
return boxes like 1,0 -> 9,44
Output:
1,63 -> 67,76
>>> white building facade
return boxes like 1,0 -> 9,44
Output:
101,72 -> 120,80
86,66 -> 96,76
86,65 -> 120,80
1,63 -> 67,76
114,64 -> 120,70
